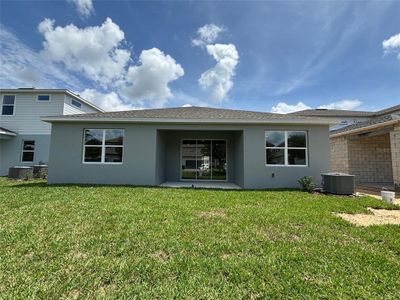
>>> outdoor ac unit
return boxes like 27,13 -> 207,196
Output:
321,173 -> 355,195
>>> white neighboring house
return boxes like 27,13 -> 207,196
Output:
0,88 -> 103,176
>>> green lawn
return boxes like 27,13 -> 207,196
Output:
0,178 -> 399,299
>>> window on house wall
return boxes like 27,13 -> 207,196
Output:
83,129 -> 124,163
2,95 -> 15,115
37,95 -> 50,101
71,99 -> 82,108
265,131 -> 307,166
21,140 -> 35,162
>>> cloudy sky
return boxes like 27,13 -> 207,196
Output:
1,1 -> 399,113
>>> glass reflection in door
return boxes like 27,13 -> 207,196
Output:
181,140 -> 197,179
211,140 -> 227,180
196,140 -> 211,180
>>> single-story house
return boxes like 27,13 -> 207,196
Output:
42,107 -> 332,189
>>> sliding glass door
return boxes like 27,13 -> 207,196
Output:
181,139 -> 227,181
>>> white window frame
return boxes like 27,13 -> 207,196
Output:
21,140 -> 35,163
71,99 -> 82,109
37,94 -> 51,102
265,131 -> 308,167
1,94 -> 16,116
82,129 -> 124,164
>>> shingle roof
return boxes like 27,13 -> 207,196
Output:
330,114 -> 400,135
41,106 -> 333,124
289,109 -> 374,117
290,104 -> 400,117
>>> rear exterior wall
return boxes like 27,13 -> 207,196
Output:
48,122 -> 330,189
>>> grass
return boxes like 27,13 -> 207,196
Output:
0,178 -> 399,299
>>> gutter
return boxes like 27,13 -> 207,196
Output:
41,116 -> 335,125
330,119 -> 400,138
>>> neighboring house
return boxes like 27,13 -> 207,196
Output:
0,88 -> 103,176
42,107 -> 332,189
293,105 -> 400,192
290,106 -> 400,131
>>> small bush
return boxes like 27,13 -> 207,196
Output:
298,176 -> 316,193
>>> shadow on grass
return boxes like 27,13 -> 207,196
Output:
4,179 -> 308,193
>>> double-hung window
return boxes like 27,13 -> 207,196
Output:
21,140 -> 35,162
2,95 -> 15,115
83,129 -> 124,164
265,131 -> 307,166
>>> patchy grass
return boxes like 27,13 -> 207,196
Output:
0,178 -> 399,299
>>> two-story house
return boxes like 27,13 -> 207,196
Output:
0,88 -> 103,176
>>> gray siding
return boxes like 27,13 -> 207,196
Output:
63,96 -> 100,115
0,134 -> 50,175
0,92 -> 64,134
48,122 -> 330,189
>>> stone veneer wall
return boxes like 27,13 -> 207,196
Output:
330,136 -> 350,173
347,133 -> 393,183
390,124 -> 400,192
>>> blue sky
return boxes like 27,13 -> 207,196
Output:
0,0 -> 399,112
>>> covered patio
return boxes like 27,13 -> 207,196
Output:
156,129 -> 244,188
330,116 -> 400,194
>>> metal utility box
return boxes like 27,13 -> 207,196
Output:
8,167 -> 33,180
321,173 -> 355,195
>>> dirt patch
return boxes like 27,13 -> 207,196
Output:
149,250 -> 170,263
335,208 -> 400,226
196,210 -> 226,218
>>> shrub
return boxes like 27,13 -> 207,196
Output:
298,176 -> 316,193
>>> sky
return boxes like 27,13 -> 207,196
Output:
0,0 -> 399,113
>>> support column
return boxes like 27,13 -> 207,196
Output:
330,136 -> 350,174
390,124 -> 400,192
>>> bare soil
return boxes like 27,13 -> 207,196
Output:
335,208 -> 400,226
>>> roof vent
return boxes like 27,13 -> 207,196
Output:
18,87 -> 36,90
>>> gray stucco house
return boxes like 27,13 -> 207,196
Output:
42,107 -> 332,189
0,88 -> 103,176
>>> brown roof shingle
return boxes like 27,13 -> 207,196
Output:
42,106 -> 331,124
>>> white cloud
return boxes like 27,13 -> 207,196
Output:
383,33 -> 400,59
38,18 -> 130,85
271,99 -> 363,114
68,0 -> 94,18
192,24 -> 224,47
182,104 -> 193,107
318,99 -> 362,110
120,48 -> 184,107
271,102 -> 311,114
80,89 -> 140,111
0,26 -> 83,89
199,44 -> 239,102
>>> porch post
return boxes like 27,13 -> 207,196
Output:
390,123 -> 400,193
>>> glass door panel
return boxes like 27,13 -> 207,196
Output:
181,139 -> 227,181
181,140 -> 197,179
196,140 -> 211,180
211,140 -> 227,180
